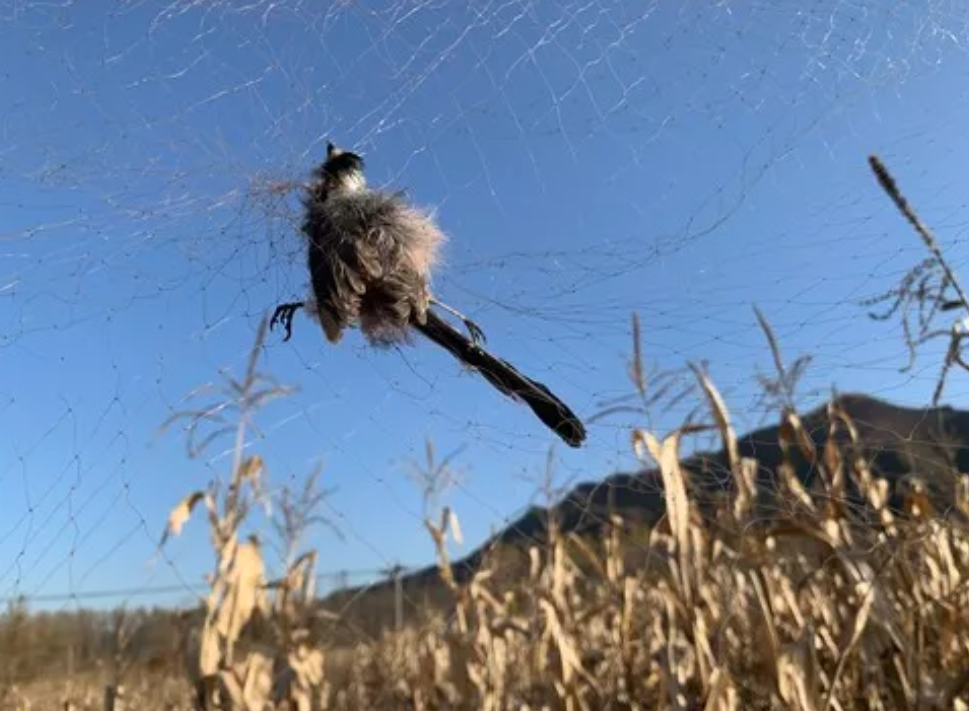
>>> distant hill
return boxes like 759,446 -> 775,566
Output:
319,393 -> 969,635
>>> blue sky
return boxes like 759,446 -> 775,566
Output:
3,0 -> 969,610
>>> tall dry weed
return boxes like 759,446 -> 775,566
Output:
159,317 -> 330,710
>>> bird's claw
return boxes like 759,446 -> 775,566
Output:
270,302 -> 304,342
427,297 -> 487,347
464,319 -> 487,348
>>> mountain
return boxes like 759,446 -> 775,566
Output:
319,393 -> 969,634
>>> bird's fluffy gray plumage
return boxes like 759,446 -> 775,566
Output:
302,187 -> 446,346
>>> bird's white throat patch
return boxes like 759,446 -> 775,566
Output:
336,170 -> 367,194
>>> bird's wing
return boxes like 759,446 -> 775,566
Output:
306,234 -> 364,341
307,217 -> 400,340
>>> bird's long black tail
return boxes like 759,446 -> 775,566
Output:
413,310 -> 586,447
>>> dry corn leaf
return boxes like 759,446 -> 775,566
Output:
634,428 -> 694,604
691,364 -> 740,471
777,624 -> 821,711
215,538 -> 267,665
956,474 -> 969,520
786,410 -> 818,462
703,667 -> 736,711
160,490 -> 207,546
222,648 -> 273,711
447,507 -> 464,547
824,580 -> 877,711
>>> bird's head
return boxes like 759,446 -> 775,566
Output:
310,142 -> 367,197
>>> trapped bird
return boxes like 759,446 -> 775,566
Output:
270,142 -> 587,447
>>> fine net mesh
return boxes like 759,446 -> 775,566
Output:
1,0 -> 968,612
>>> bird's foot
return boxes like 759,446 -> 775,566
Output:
429,297 -> 487,348
462,318 -> 487,348
270,301 -> 304,342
